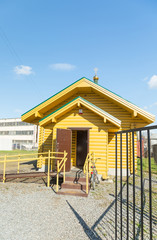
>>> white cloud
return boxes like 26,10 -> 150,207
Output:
148,75 -> 157,89
14,65 -> 33,75
144,106 -> 148,110
50,63 -> 76,71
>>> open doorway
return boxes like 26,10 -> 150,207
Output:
76,130 -> 88,168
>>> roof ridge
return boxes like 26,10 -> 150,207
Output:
21,77 -> 88,117
22,76 -> 155,123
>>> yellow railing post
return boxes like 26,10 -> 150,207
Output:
86,163 -> 89,194
47,150 -> 50,187
3,155 -> 6,183
50,152 -> 53,172
63,150 -> 66,183
56,160 -> 59,192
17,154 -> 20,174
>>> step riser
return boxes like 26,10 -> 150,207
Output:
61,183 -> 89,191
65,177 -> 90,183
57,170 -> 90,197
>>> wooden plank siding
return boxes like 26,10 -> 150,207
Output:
47,107 -> 109,175
43,92 -> 147,129
38,127 -> 45,152
37,91 -> 147,176
108,131 -> 137,175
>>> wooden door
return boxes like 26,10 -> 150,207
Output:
56,128 -> 71,172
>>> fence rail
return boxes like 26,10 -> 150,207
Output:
0,150 -> 67,189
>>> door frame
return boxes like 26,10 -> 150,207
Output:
68,127 -> 91,160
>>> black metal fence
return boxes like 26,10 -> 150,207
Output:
115,125 -> 157,240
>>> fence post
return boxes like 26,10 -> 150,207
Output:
115,134 -> 117,240
3,155 -> 6,183
47,150 -> 50,187
17,154 -> 20,174
147,129 -> 152,239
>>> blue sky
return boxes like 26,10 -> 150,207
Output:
0,0 -> 157,124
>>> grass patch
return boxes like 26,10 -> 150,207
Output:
0,150 -> 38,157
0,150 -> 38,174
137,157 -> 157,175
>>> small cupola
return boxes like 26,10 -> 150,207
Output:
93,68 -> 99,84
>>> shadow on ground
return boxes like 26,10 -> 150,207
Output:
66,176 -> 157,240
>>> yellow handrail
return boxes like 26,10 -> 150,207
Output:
56,151 -> 68,192
0,155 -> 64,163
0,151 -> 65,160
0,151 -> 67,188
83,152 -> 95,194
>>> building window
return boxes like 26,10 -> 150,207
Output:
0,121 -> 32,127
0,131 -> 33,135
12,140 -> 33,144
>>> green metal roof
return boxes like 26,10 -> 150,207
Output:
21,77 -> 86,116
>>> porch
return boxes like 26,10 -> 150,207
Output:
0,150 -> 94,197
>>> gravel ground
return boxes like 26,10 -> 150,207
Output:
0,179 -> 115,240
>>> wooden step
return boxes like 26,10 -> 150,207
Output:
57,188 -> 88,197
61,181 -> 89,191
65,176 -> 89,183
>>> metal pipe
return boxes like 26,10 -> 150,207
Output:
147,129 -> 152,239
86,168 -> 88,194
126,132 -> 129,239
132,131 -> 135,240
120,133 -> 123,240
139,130 -> 144,239
115,133 -> 117,240
115,125 -> 157,134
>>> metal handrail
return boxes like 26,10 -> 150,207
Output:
56,151 -> 68,192
0,151 -> 65,159
83,152 -> 94,194
0,150 -> 67,187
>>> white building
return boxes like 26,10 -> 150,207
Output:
151,132 -> 157,146
0,118 -> 39,150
